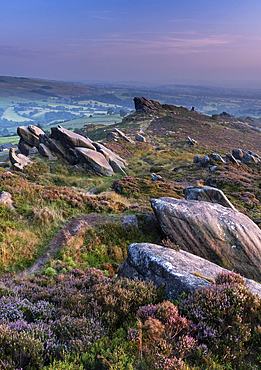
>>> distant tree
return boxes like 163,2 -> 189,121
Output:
36,123 -> 44,130
120,109 -> 127,117
107,108 -> 114,115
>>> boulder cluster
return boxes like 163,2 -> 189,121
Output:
119,192 -> 261,298
13,124 -> 128,176
194,148 -> 261,168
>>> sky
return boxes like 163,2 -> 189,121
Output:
1,0 -> 261,87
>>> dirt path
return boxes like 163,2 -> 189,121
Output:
16,213 -> 124,279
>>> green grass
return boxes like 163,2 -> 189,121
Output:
0,135 -> 19,145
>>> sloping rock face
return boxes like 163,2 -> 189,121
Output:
135,133 -> 146,142
17,125 -> 44,147
134,97 -> 162,112
17,125 -> 45,154
50,125 -> 96,150
92,142 -> 128,167
118,243 -> 261,300
184,186 -> 236,210
75,147 -> 113,176
151,197 -> 261,281
9,148 -> 32,171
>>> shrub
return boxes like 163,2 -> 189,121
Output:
178,271 -> 261,368
45,267 -> 57,277
127,301 -> 196,369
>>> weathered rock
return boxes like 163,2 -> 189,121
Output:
75,147 -> 113,176
187,136 -> 197,145
110,159 -> 127,176
50,126 -> 96,151
209,165 -> 217,173
151,173 -> 163,181
28,125 -> 45,137
193,155 -> 200,164
28,146 -> 38,155
232,148 -> 244,160
111,128 -> 134,143
184,186 -> 236,210
197,155 -> 210,167
0,191 -> 14,209
39,134 -> 67,158
121,215 -> 139,231
135,133 -> 146,142
9,148 -> 32,171
38,143 -> 56,159
134,97 -> 162,113
18,138 -> 34,156
242,151 -> 259,164
17,125 -> 44,148
151,197 -> 261,281
210,153 -> 226,163
92,142 -> 128,167
106,131 -> 118,141
118,243 -> 261,300
226,153 -> 239,165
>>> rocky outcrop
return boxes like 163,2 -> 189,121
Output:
118,243 -> 261,300
50,125 -> 96,151
9,148 -> 32,171
151,197 -> 261,281
134,97 -> 162,113
75,147 -> 114,176
16,124 -> 128,176
184,186 -> 236,210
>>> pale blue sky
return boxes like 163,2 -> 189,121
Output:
1,0 -> 261,87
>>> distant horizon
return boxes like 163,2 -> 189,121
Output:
4,73 -> 261,91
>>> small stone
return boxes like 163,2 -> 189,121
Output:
0,191 -> 14,209
121,215 -> 139,231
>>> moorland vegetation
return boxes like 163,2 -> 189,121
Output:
1,96 -> 261,368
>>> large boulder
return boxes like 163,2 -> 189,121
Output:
151,197 -> 261,281
118,243 -> 261,300
50,125 -> 96,151
184,186 -> 236,210
17,125 -> 44,148
75,147 -> 113,176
